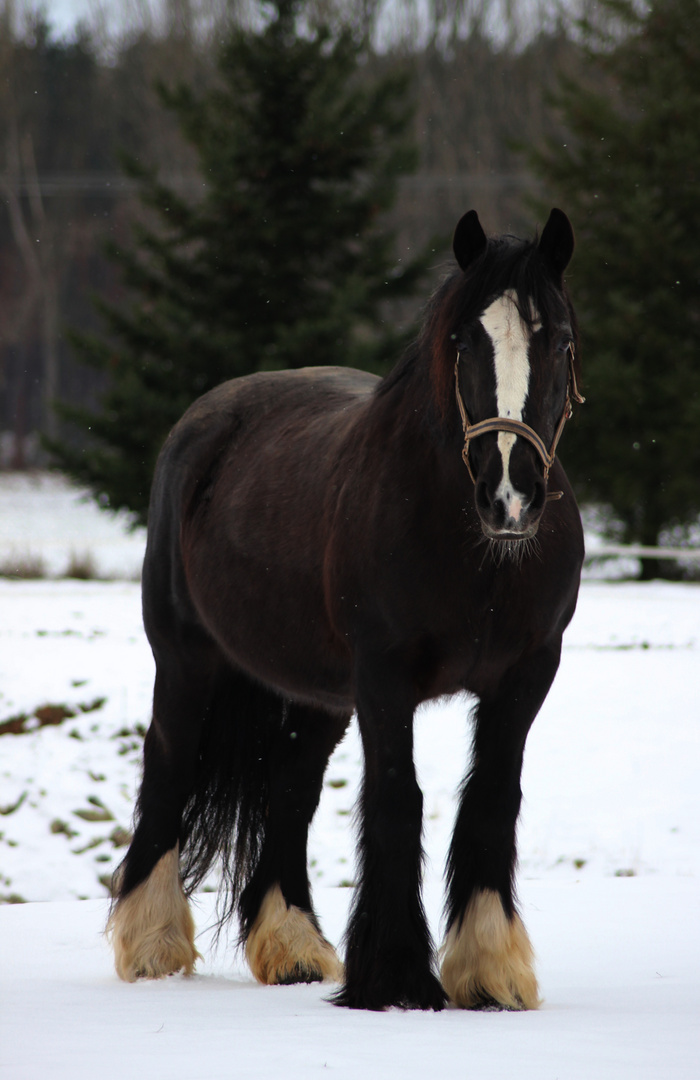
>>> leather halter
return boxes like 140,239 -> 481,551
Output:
454,344 -> 584,501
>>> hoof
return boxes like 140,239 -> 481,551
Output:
277,963 -> 324,986
440,889 -> 541,1010
333,967 -> 447,1011
246,885 -> 343,986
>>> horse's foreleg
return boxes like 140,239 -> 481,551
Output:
334,661 -> 446,1011
241,703 -> 349,986
441,644 -> 561,1010
108,663 -> 206,981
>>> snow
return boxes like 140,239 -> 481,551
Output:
1,473 -> 699,1078
0,471 -> 145,581
3,878 -> 699,1079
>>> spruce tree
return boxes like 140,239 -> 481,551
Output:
52,0 -> 429,524
528,0 -> 700,577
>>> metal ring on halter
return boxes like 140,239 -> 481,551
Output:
454,344 -> 584,501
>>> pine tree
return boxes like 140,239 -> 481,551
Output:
528,0 -> 700,577
51,0 -> 430,524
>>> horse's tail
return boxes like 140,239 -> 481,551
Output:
178,666 -> 282,938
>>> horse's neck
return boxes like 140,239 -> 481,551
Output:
364,367 -> 468,505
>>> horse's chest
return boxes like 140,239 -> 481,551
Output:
408,564 -> 565,699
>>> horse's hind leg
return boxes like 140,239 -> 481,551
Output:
241,701 -> 349,986
108,650 -> 213,981
441,645 -> 561,1010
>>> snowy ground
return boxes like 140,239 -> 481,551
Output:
1,473 -> 699,1078
0,471 -> 145,581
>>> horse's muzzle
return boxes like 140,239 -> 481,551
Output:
475,478 -> 545,541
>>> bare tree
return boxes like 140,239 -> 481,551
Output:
0,6 -> 63,456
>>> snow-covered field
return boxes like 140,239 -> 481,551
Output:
1,473 -> 698,1078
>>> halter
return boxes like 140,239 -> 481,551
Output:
454,343 -> 584,502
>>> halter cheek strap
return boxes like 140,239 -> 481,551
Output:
454,345 -> 584,502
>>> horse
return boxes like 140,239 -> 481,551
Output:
108,208 -> 585,1012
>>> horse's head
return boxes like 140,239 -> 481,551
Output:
450,208 -> 582,542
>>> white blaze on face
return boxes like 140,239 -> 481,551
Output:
480,289 -> 540,523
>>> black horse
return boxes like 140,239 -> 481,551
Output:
108,208 -> 584,1012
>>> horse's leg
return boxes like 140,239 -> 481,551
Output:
441,643 -> 562,1010
334,657 -> 446,1011
108,650 -> 213,981
241,702 -> 349,986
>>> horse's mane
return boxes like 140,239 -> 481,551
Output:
378,234 -> 579,419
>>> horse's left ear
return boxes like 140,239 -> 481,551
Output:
453,210 -> 488,271
538,208 -> 574,276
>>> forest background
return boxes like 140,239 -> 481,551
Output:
1,0 -> 699,577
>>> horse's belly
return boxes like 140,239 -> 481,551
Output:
192,560 -> 353,708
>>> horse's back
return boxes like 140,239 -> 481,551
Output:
178,365 -> 377,436
150,365 -> 377,513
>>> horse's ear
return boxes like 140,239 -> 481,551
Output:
453,210 -> 488,271
538,208 -> 574,276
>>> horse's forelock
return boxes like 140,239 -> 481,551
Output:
422,239 -> 533,416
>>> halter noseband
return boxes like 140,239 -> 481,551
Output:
454,344 -> 584,502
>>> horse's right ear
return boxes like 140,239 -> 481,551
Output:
453,210 -> 488,271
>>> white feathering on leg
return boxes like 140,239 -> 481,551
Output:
440,889 -> 541,1010
107,845 -> 199,982
245,884 -> 343,985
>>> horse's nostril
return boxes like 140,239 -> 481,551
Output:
531,478 -> 546,512
475,481 -> 492,512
